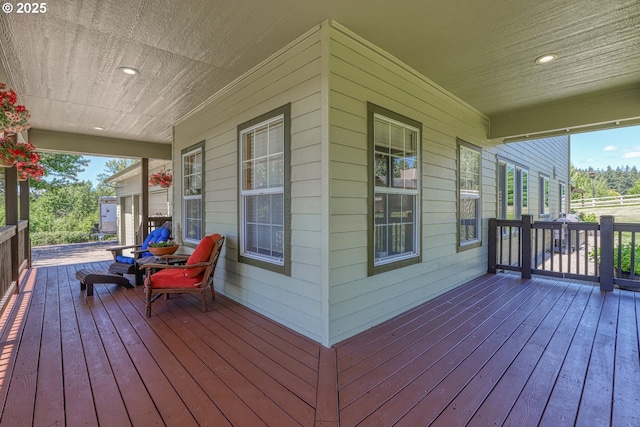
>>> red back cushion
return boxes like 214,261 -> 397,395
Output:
184,234 -> 222,278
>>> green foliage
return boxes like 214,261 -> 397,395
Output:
1,157 -> 129,245
148,241 -> 177,248
570,165 -> 619,199
615,242 -> 640,275
34,153 -> 90,189
577,212 -> 597,222
30,181 -> 99,234
571,164 -> 639,198
31,231 -> 97,247
628,178 -> 640,195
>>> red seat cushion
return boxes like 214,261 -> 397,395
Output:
184,233 -> 222,278
149,268 -> 204,289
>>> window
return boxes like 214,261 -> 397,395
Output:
498,162 -> 528,220
238,104 -> 291,275
458,140 -> 481,248
559,182 -> 566,213
540,175 -> 550,216
498,162 -> 515,219
369,103 -> 421,274
182,143 -> 203,244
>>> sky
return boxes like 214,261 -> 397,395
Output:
77,156 -> 110,185
76,125 -> 640,185
571,125 -> 640,170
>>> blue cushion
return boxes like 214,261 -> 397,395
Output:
116,255 -> 135,264
141,227 -> 171,249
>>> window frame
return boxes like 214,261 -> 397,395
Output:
237,104 -> 291,276
181,142 -> 204,247
559,181 -> 567,214
457,139 -> 482,251
498,160 -> 529,221
367,103 -> 422,276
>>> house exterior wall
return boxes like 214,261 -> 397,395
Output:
485,135 -> 570,220
326,23 -> 493,343
111,164 -> 171,245
172,20 -> 571,346
173,25 -> 327,342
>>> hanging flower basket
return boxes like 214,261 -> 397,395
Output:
17,161 -> 45,181
0,83 -> 31,133
0,139 -> 40,168
149,169 -> 172,188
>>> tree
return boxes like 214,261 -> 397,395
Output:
570,165 -> 619,199
628,178 -> 640,195
95,158 -> 137,196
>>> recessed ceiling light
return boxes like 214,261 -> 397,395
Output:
534,54 -> 557,64
92,126 -> 105,131
120,67 -> 139,75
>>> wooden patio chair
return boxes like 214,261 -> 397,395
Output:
143,234 -> 225,317
107,220 -> 172,284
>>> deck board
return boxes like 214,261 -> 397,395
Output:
1,255 -> 639,427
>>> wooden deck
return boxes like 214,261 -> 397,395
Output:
1,258 -> 639,426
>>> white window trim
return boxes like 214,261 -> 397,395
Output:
372,113 -> 421,267
458,142 -> 482,248
239,114 -> 285,266
182,146 -> 203,245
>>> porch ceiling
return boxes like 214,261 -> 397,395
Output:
0,0 -> 638,146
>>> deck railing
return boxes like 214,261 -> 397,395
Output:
0,220 -> 30,312
488,215 -> 639,291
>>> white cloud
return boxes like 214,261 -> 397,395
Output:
623,151 -> 640,159
603,145 -> 617,151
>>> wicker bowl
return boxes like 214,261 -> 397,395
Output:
147,245 -> 179,256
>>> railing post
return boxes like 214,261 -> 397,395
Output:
599,215 -> 614,291
488,218 -> 497,274
5,166 -> 19,290
521,215 -> 533,279
19,179 -> 30,269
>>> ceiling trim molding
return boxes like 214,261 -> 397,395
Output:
329,20 -> 488,121
28,129 -> 172,160
490,87 -> 640,140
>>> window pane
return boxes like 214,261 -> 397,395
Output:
271,194 -> 284,225
521,170 -> 528,211
390,123 -> 404,154
374,118 -> 389,150
184,199 -> 202,241
460,198 -> 478,242
254,158 -> 268,189
269,121 -> 284,155
374,193 -> 387,225
507,164 -> 515,219
459,143 -> 481,245
242,161 -> 254,191
253,127 -> 268,158
498,163 -> 505,218
269,155 -> 284,188
375,153 -> 389,187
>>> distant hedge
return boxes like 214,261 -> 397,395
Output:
31,232 -> 116,247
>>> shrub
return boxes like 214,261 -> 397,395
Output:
590,242 -> 640,275
31,231 -> 97,247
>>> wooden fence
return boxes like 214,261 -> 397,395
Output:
573,194 -> 640,209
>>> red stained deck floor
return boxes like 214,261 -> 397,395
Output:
1,259 -> 639,426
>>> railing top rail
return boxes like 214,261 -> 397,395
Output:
494,219 -> 523,227
0,225 -> 17,244
613,223 -> 640,232
533,220 -> 600,230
